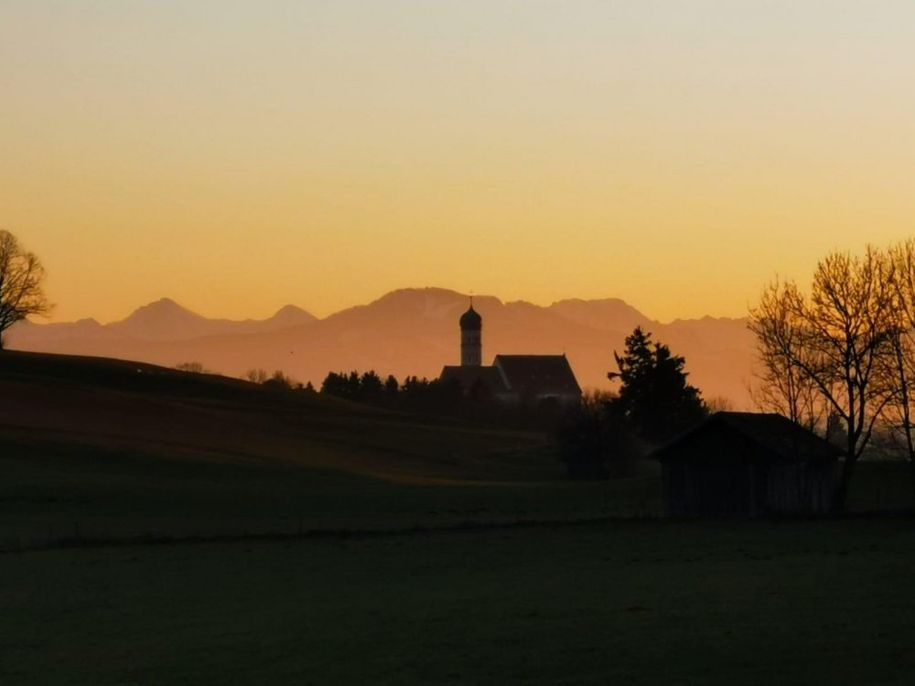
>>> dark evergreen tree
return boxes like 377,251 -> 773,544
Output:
608,327 -> 707,443
346,371 -> 361,398
320,371 -> 344,397
321,371 -> 359,399
359,370 -> 384,403
262,369 -> 295,390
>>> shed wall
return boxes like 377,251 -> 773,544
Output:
765,462 -> 835,515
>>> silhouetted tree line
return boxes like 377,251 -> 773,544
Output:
320,370 -> 568,428
557,327 -> 707,479
175,361 -> 209,374
320,370 -> 477,414
245,368 -> 315,393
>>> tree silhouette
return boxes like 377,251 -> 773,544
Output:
748,280 -> 824,431
384,374 -> 399,399
608,327 -> 706,443
359,371 -> 385,403
883,240 -> 915,499
749,248 -> 896,511
245,368 -> 269,384
0,230 -> 51,350
263,370 -> 296,390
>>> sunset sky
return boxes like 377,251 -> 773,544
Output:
3,1 -> 915,323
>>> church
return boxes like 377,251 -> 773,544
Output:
439,302 -> 582,407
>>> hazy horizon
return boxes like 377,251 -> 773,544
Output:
27,286 -> 751,328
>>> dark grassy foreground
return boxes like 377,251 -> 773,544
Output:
1,439 -> 910,550
4,352 -> 915,684
0,439 -> 662,549
3,518 -> 915,685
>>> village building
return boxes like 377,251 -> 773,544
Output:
439,302 -> 582,407
655,412 -> 840,518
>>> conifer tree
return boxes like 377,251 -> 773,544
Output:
608,327 -> 706,442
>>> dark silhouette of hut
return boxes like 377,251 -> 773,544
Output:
655,412 -> 840,518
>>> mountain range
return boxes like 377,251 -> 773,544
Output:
6,288 -> 757,406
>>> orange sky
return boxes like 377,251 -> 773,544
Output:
2,2 -> 915,323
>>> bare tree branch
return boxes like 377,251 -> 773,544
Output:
749,247 -> 896,511
0,229 -> 52,349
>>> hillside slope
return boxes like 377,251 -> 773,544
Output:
0,351 -> 645,548
0,351 -> 548,483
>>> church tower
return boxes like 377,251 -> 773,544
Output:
459,300 -> 482,367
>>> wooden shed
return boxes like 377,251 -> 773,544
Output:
654,412 -> 840,518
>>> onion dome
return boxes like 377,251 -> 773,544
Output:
460,304 -> 482,329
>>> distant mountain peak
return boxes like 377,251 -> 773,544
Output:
272,304 -> 310,317
106,298 -> 208,340
269,304 -> 317,326
127,297 -> 199,317
126,299 -> 201,320
375,287 -> 461,304
548,297 -> 651,333
360,287 -> 505,323
374,287 -> 504,308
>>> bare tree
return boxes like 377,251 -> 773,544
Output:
704,395 -> 734,414
880,240 -> 915,495
750,248 -> 896,511
806,248 -> 896,509
749,279 -> 824,431
175,361 -> 207,374
245,368 -> 269,384
0,230 -> 52,349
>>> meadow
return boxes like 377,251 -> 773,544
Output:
4,519 -> 915,685
2,352 -> 915,684
0,438 -> 660,548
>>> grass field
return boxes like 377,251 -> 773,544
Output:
3,438 -> 911,551
3,352 -> 915,684
0,438 -> 664,548
4,519 -> 915,685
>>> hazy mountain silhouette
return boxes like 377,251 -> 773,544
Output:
7,288 -> 755,406
547,298 -> 652,333
15,298 -> 318,343
108,298 -> 217,340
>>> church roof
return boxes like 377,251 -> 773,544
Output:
492,354 -> 581,397
459,305 -> 482,329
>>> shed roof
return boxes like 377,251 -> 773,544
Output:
492,354 -> 581,396
654,412 -> 842,463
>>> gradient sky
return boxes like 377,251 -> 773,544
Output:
2,1 -> 915,323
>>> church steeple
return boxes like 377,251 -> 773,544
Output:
459,298 -> 482,367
